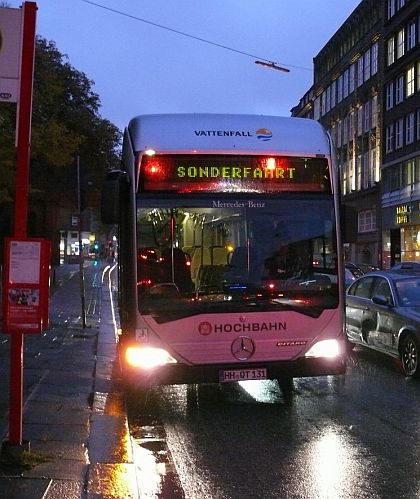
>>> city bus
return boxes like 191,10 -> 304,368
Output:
102,114 -> 347,393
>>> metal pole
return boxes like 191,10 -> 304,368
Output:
8,1 -> 37,448
77,155 -> 87,328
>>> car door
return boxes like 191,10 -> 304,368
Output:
346,275 -> 376,344
367,277 -> 396,353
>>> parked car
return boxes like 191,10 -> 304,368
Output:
391,261 -> 420,271
345,262 -> 379,279
346,269 -> 420,377
345,267 -> 357,288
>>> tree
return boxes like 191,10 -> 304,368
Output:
30,37 -> 121,207
0,36 -> 121,260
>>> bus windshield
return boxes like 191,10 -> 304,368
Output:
136,195 -> 338,322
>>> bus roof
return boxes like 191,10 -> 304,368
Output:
127,114 -> 331,157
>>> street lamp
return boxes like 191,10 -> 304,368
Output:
255,60 -> 290,72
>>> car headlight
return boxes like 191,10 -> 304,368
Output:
125,346 -> 177,369
305,339 -> 342,358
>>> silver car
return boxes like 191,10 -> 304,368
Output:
346,270 -> 420,377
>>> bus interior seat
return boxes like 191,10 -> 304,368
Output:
160,248 -> 193,292
210,246 -> 228,265
191,247 -> 211,283
182,246 -> 195,258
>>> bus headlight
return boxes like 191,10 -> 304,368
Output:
305,339 -> 341,358
125,346 -> 177,369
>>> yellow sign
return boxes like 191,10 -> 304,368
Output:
176,166 -> 296,180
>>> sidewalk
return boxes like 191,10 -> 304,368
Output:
0,262 -> 138,499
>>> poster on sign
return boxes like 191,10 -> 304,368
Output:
2,238 -> 50,333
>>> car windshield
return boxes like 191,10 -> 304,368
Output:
395,277 -> 420,307
136,195 -> 339,321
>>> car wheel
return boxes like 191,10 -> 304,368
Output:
400,334 -> 419,377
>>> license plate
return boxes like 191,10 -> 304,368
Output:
219,368 -> 267,383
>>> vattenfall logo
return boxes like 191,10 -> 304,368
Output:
193,128 -> 272,142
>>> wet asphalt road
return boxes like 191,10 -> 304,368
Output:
128,347 -> 420,499
1,264 -> 419,498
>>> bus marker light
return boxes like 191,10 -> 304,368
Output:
125,346 -> 177,369
305,339 -> 341,358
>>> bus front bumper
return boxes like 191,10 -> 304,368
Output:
122,355 -> 347,389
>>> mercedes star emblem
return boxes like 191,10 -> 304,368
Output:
231,336 -> 255,361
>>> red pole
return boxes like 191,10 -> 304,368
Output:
14,1 -> 36,238
9,1 -> 37,446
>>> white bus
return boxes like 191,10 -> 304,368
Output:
102,114 -> 347,393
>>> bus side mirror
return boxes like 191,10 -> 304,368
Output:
101,169 -> 129,224
341,204 -> 357,243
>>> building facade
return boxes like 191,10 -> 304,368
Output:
292,0 -> 420,268
381,0 -> 420,267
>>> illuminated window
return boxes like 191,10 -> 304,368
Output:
387,38 -> 395,66
417,62 -> 420,93
406,113 -> 414,144
357,105 -> 363,136
349,158 -> 355,192
356,155 -> 362,191
397,29 -> 405,59
406,66 -> 415,97
372,95 -> 378,128
405,159 -> 415,186
336,120 -> 342,147
342,161 -> 347,195
349,110 -> 355,139
371,147 -> 380,183
363,151 -> 370,189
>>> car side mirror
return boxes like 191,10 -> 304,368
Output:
372,295 -> 391,307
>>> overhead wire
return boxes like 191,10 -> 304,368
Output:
80,0 -> 312,72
